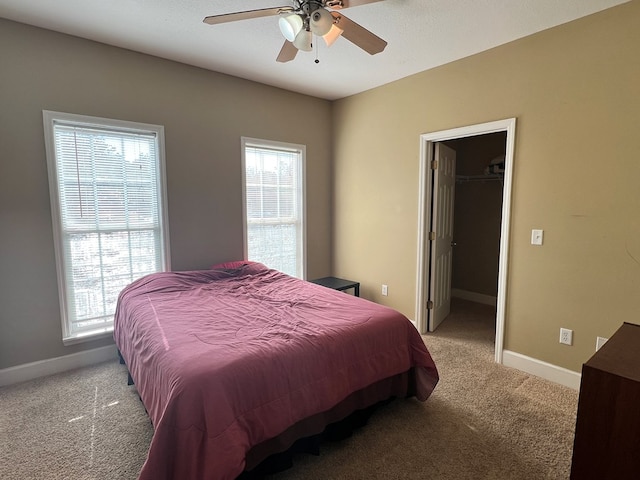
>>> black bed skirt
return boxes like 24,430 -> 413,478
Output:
239,369 -> 416,478
238,400 -> 387,479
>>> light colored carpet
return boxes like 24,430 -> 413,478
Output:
0,298 -> 578,479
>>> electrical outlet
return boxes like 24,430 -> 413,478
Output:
559,328 -> 573,346
382,284 -> 388,296
596,336 -> 608,351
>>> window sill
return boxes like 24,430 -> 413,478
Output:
63,327 -> 114,346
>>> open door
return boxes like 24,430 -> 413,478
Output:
417,118 -> 516,363
428,143 -> 456,331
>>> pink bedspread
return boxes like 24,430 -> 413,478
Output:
113,263 -> 438,480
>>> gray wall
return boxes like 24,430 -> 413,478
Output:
0,19 -> 333,370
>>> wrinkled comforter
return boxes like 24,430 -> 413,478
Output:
113,262 -> 438,480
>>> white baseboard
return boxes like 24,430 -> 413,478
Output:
0,345 -> 118,387
451,289 -> 497,307
502,349 -> 581,390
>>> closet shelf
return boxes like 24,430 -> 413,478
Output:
455,174 -> 503,183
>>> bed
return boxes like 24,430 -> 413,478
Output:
113,261 -> 439,480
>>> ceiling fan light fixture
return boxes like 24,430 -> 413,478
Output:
278,14 -> 303,42
323,24 -> 344,47
293,28 -> 313,52
309,8 -> 333,36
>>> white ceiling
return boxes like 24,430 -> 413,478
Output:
0,0 -> 628,100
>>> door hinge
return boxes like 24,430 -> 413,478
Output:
427,300 -> 434,309
429,231 -> 436,241
431,160 -> 438,170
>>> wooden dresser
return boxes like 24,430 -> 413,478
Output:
570,322 -> 640,479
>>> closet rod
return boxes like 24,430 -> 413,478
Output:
455,174 -> 503,183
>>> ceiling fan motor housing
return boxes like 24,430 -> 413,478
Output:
303,1 -> 324,15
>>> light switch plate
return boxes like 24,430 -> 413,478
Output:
531,229 -> 544,245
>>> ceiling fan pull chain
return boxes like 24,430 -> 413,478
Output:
314,35 -> 320,63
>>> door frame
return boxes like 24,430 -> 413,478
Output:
415,118 -> 516,364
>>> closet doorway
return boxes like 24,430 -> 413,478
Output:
444,132 -> 506,309
416,118 -> 516,364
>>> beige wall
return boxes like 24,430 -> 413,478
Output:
0,19 -> 332,369
332,1 -> 640,372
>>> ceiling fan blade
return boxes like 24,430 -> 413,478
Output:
276,41 -> 298,63
203,7 -> 294,25
330,12 -> 387,55
326,0 -> 385,9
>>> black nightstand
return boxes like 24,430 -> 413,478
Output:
310,276 -> 360,297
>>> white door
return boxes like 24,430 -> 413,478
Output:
428,143 -> 456,331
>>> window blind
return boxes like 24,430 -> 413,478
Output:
47,115 -> 168,339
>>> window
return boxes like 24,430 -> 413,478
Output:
43,111 -> 170,343
242,138 -> 306,279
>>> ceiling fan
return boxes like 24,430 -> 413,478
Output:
203,0 -> 387,63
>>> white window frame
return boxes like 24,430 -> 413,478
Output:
43,111 -> 171,344
241,137 -> 307,279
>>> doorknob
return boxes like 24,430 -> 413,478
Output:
451,242 -> 457,247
